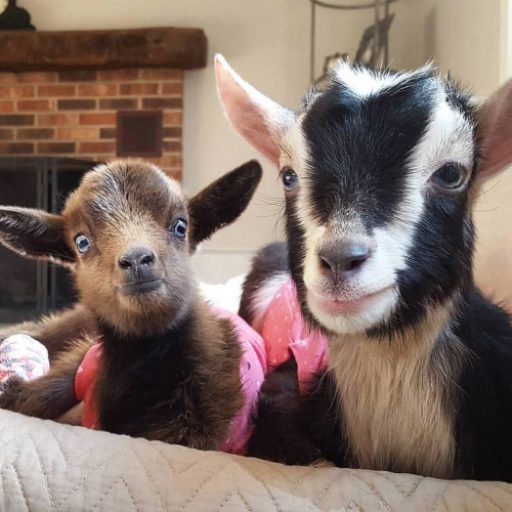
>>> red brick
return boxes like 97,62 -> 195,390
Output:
119,83 -> 159,95
142,97 -> 181,109
58,99 -> 96,110
37,142 -> 76,154
0,142 -> 34,154
57,127 -> 98,140
0,129 -> 14,140
98,69 -> 139,81
162,83 -> 183,95
58,70 -> 97,82
94,155 -> 114,163
79,113 -> 116,125
0,114 -> 34,126
0,85 -> 34,99
163,126 -> 181,138
163,111 -> 182,125
18,72 -> 58,84
17,128 -> 54,140
79,141 -> 116,154
140,69 -> 182,80
98,98 -> 137,110
163,140 -> 181,152
38,113 -> 78,126
147,155 -> 182,168
100,127 -> 116,139
78,83 -> 118,96
165,169 -> 182,181
17,99 -> 54,112
0,100 -> 14,113
38,85 -> 76,97
0,73 -> 17,84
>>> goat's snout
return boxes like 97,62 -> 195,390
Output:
318,241 -> 371,283
118,247 -> 156,271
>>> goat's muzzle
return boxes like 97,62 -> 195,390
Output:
117,246 -> 163,296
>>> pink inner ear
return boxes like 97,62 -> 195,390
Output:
214,54 -> 294,165
477,79 -> 512,178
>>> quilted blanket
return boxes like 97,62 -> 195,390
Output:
1,409 -> 512,512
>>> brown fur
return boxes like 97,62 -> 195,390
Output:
0,159 -> 262,448
0,304 -> 96,361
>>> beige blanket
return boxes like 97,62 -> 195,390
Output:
1,409 -> 511,512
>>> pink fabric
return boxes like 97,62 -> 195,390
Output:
74,308 -> 267,455
212,306 -> 266,454
75,341 -> 101,430
0,335 -> 50,387
259,279 -> 328,392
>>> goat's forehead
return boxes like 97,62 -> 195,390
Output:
64,163 -> 186,225
283,67 -> 474,173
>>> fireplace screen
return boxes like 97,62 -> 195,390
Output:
0,157 -> 97,325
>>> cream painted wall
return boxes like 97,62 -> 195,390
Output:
21,0 -> 311,282
24,0 -> 507,288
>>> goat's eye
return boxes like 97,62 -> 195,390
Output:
281,167 -> 298,191
431,163 -> 467,190
75,235 -> 91,254
171,218 -> 187,239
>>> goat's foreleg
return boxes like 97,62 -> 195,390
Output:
0,338 -> 91,420
0,303 -> 97,361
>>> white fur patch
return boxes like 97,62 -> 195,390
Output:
332,62 -> 432,99
250,272 -> 289,331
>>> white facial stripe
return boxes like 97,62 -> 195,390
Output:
410,89 -> 474,175
332,62 -> 433,99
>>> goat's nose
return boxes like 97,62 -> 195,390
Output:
118,247 -> 156,270
318,242 -> 370,281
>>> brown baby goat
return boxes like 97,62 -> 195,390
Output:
0,159 -> 263,450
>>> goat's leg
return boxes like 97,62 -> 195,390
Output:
248,358 -> 323,465
0,338 -> 91,420
0,303 -> 97,361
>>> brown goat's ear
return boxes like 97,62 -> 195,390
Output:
476,78 -> 512,179
188,160 -> 262,252
0,207 -> 75,266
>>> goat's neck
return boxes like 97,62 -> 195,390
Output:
324,295 -> 468,478
96,296 -> 219,361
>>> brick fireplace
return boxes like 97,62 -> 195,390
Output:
0,26 -> 206,323
0,68 -> 184,178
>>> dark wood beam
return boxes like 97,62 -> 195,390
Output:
0,27 -> 207,71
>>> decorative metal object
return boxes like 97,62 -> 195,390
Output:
0,0 -> 35,31
309,0 -> 400,83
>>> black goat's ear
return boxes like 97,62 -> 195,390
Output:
188,160 -> 262,252
0,207 -> 75,267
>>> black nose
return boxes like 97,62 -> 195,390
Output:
118,247 -> 156,271
318,242 -> 370,282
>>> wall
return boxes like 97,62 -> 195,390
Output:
20,0 -> 430,282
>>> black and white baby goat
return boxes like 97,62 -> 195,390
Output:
216,55 -> 512,481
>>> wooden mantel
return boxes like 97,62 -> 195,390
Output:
0,27 -> 207,71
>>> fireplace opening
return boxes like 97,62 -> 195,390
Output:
0,157 -> 98,324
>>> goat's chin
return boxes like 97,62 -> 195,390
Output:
306,287 -> 398,334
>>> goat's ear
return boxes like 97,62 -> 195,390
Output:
476,78 -> 512,179
214,54 -> 294,164
188,160 -> 262,252
0,207 -> 75,266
